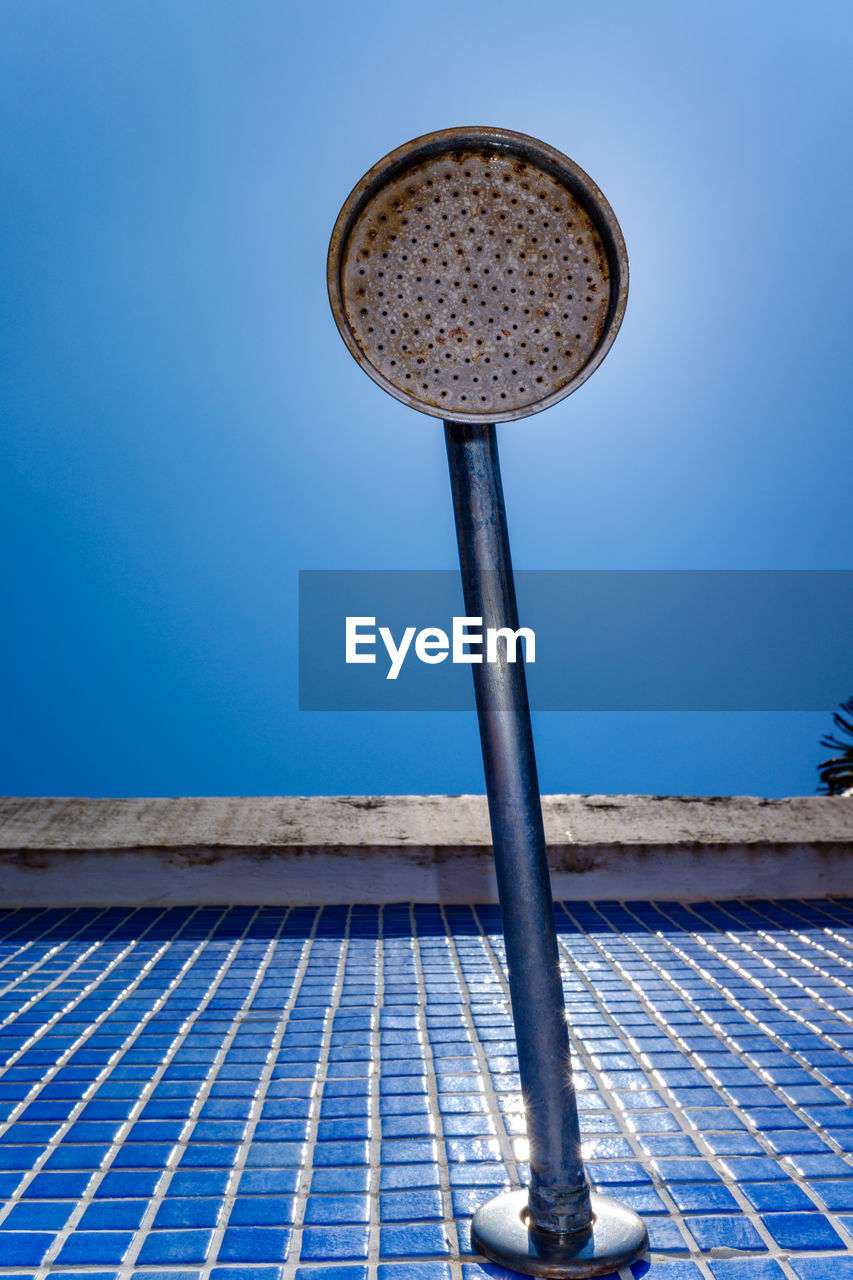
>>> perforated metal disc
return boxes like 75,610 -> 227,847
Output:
328,127 -> 628,424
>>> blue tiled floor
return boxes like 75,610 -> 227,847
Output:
0,902 -> 850,1277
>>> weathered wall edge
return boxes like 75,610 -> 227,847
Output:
1,795 -> 850,905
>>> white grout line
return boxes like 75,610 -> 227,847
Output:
446,907 -> 523,1191
282,907 -> 352,1280
364,908 -> 385,1280
410,903 -> 462,1280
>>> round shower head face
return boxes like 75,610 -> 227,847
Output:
328,127 -> 628,425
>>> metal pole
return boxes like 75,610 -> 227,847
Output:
445,420 -> 590,1236
445,420 -> 648,1276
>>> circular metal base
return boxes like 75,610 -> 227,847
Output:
471,1189 -> 649,1278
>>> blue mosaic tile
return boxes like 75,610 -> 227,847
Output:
311,1140 -> 368,1166
702,1132 -> 764,1156
785,1152 -> 853,1178
450,1186 -> 505,1216
759,1211 -> 845,1250
813,1181 -> 853,1211
645,1216 -> 691,1252
0,1233 -> 55,1265
317,1117 -> 371,1141
310,1166 -> 370,1193
716,1157 -> 789,1182
136,1230 -> 214,1264
684,1215 -> 764,1250
708,1260 -> 787,1278
741,1181 -> 817,1212
79,1199 -> 149,1229
448,1163 -> 511,1187
237,1168 -> 301,1195
667,1182 -> 740,1212
228,1196 -> 296,1226
169,1168 -> 232,1196
381,1163 -> 443,1190
788,1262 -> 853,1280
588,1160 -> 653,1185
55,1231 -> 135,1264
153,1197 -> 224,1227
379,1223 -> 452,1257
627,1110 -> 682,1133
177,1141 -> 239,1168
2,1199 -> 75,1229
296,1268 -> 366,1280
378,1264 -> 453,1280
382,1139 -> 439,1164
214,1268 -> 283,1280
380,1189 -> 445,1222
300,1224 -> 370,1261
304,1195 -> 370,1225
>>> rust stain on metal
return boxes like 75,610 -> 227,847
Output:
328,127 -> 629,425
341,149 -> 609,417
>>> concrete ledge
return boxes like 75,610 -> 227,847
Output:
1,794 -> 851,905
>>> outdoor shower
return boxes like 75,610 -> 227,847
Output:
327,127 -> 646,1277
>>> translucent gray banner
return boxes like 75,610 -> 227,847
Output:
298,571 -> 853,711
